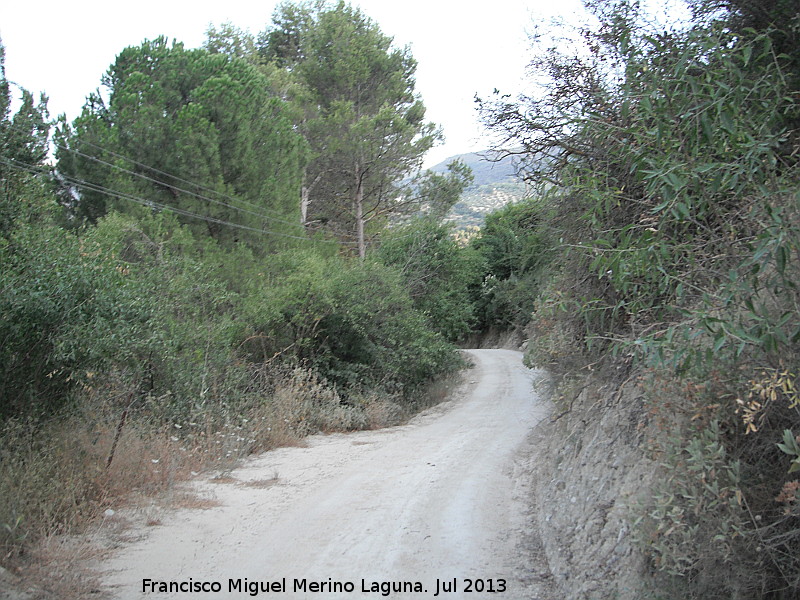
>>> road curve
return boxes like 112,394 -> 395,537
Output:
101,349 -> 551,599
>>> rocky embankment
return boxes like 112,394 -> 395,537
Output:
525,373 -> 656,599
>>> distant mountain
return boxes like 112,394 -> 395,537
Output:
428,150 -> 529,228
428,150 -> 519,187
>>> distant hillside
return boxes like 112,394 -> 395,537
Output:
428,150 -> 519,187
428,150 -> 529,228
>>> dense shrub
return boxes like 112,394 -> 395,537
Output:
376,218 -> 484,342
480,0 -> 800,596
0,219 -> 144,418
0,202 -> 463,558
251,248 -> 461,394
470,197 -> 555,331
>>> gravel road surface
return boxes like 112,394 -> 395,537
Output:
100,349 -> 553,599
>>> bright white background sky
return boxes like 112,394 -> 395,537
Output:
2,0 -> 589,167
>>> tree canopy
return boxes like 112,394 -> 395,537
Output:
56,37 -> 307,252
0,6 -> 480,570
260,1 -> 441,257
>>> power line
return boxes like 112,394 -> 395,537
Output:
3,114 -> 407,251
62,144 -> 294,226
41,124 -> 361,245
5,117 -> 314,234
4,154 -> 453,252
1,156 -> 357,245
2,112 -> 363,245
59,134 -> 310,231
5,114 -> 307,232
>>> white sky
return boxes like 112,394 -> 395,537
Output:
1,0 -> 589,167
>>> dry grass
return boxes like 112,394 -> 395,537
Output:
0,363 -> 466,597
167,494 -> 222,511
4,528 -> 115,600
209,474 -> 238,485
239,476 -> 280,489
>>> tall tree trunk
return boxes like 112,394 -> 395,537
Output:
301,171 -> 325,228
354,170 -> 366,260
300,184 -> 310,227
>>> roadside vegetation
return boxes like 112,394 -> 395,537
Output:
477,0 -> 800,597
4,0 -> 799,597
0,1 -> 475,573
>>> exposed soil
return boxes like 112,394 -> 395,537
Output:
91,349 -> 555,599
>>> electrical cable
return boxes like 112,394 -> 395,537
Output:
58,134 -> 310,231
1,156 -> 358,245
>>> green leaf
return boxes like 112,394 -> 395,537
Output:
700,116 -> 715,143
672,202 -> 690,220
776,245 -> 787,275
664,172 -> 682,191
720,110 -> 736,134
778,430 -> 800,456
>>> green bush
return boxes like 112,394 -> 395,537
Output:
376,219 -> 484,342
636,420 -> 752,597
479,2 -> 800,596
0,218 -> 148,418
471,197 -> 555,331
252,249 -> 461,396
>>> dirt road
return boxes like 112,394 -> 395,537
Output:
100,349 -> 553,599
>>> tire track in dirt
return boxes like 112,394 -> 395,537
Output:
100,349 -> 554,599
